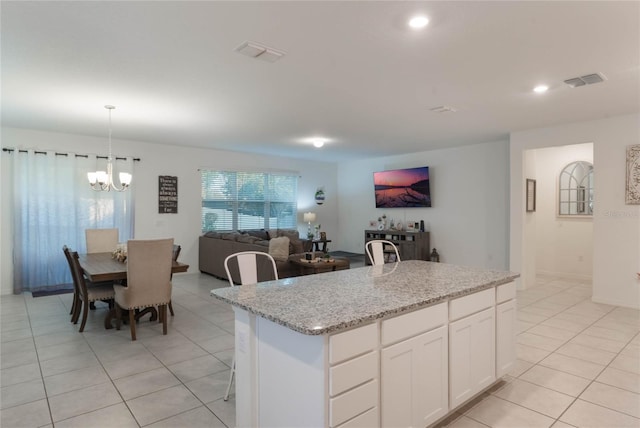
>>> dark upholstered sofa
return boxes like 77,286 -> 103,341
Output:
199,229 -> 313,282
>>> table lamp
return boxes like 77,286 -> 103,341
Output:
303,212 -> 316,238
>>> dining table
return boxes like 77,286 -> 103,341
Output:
78,252 -> 189,328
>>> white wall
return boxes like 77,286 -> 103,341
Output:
510,114 -> 640,309
1,127 -> 338,295
336,140 -> 510,270
521,149 -> 537,289
533,143 -> 593,280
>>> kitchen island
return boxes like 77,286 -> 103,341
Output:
211,260 -> 519,428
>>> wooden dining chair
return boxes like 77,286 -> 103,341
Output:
222,251 -> 279,401
64,247 -> 116,332
365,239 -> 401,265
63,245 -> 81,319
85,228 -> 119,253
114,238 -> 173,341
168,244 -> 181,316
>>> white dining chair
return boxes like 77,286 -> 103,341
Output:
85,228 -> 119,253
365,239 -> 401,265
222,251 -> 279,401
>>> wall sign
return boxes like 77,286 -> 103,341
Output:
158,175 -> 178,213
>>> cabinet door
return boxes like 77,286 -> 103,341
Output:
496,299 -> 517,378
381,326 -> 448,428
398,241 -> 416,261
449,308 -> 496,409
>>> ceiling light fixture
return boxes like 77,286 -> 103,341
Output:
408,16 -> 429,29
313,139 -> 325,148
87,105 -> 132,192
533,85 -> 549,93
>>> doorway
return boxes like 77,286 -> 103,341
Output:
522,143 -> 594,289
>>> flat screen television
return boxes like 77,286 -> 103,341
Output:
373,166 -> 431,208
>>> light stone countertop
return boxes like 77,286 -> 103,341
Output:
210,260 -> 519,335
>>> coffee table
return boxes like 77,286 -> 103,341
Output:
291,257 -> 350,275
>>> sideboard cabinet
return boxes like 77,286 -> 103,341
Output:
364,230 -> 430,264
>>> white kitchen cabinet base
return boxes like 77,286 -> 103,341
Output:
228,280 -> 517,428
381,325 -> 448,427
235,308 -> 327,427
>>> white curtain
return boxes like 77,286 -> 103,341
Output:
12,150 -> 134,293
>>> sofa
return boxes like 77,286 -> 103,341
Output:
199,229 -> 314,282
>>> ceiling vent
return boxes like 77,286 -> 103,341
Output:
564,72 -> 606,88
430,105 -> 457,114
235,41 -> 285,63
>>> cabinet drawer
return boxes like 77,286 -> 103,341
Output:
449,288 -> 495,321
381,302 -> 447,346
330,379 -> 378,427
330,351 -> 378,396
336,406 -> 379,428
496,282 -> 516,303
330,323 -> 378,365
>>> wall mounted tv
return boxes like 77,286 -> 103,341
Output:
373,166 -> 431,208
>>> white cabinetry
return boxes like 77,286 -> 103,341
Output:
232,282 -> 516,427
496,283 -> 517,378
380,302 -> 448,428
448,290 -> 496,409
329,323 -> 379,427
381,325 -> 448,427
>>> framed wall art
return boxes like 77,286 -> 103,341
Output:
526,179 -> 536,212
626,144 -> 640,205
158,175 -> 178,213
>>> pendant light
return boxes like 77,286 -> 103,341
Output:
87,105 -> 132,191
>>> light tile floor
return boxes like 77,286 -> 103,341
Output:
441,274 -> 640,428
1,272 -> 638,427
1,273 -> 235,428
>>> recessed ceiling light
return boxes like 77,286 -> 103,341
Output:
533,85 -> 549,93
408,16 -> 429,29
313,139 -> 325,148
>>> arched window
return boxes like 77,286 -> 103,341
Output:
559,161 -> 593,215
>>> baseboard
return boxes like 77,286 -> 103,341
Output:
592,295 -> 640,310
536,270 -> 592,282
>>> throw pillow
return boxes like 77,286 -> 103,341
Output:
236,235 -> 260,244
290,238 -> 304,254
222,232 -> 240,241
247,229 -> 269,240
276,229 -> 301,242
269,236 -> 290,262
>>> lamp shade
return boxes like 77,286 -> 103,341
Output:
303,212 -> 316,223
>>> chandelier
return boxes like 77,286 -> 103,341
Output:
87,105 -> 132,192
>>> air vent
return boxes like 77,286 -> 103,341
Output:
581,73 -> 605,85
564,72 -> 606,88
235,41 -> 285,63
430,105 -> 457,114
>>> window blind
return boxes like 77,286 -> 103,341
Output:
201,170 -> 298,232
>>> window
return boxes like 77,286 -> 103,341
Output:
201,170 -> 298,231
559,161 -> 594,216
10,149 -> 134,292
